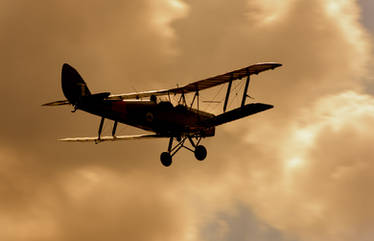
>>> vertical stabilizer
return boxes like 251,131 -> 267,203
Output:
61,63 -> 91,105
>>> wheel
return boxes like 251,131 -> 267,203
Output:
194,145 -> 207,161
160,152 -> 172,167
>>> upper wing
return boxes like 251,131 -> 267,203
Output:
177,62 -> 282,93
107,62 -> 282,100
58,134 -> 166,142
108,89 -> 172,101
43,62 -> 282,103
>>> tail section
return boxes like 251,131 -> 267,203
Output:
42,64 -> 111,107
61,63 -> 91,105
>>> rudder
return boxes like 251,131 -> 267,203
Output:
61,63 -> 91,105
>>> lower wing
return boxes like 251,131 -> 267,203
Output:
59,134 -> 166,142
204,103 -> 273,127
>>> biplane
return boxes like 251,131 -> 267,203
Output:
43,62 -> 282,166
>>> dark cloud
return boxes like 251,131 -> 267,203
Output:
202,206 -> 295,241
359,0 -> 374,32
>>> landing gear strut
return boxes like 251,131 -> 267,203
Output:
159,136 -> 207,167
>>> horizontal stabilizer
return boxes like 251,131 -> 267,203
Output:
205,103 -> 273,127
42,93 -> 110,107
42,100 -> 70,106
59,134 -> 165,142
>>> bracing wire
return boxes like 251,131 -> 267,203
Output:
205,84 -> 226,112
228,79 -> 245,109
211,79 -> 244,113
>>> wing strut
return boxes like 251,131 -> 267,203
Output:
241,74 -> 250,107
223,74 -> 233,112
178,91 -> 187,106
97,118 -> 119,143
97,117 -> 105,143
112,121 -> 118,137
190,89 -> 200,111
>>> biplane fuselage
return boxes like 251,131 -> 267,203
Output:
78,99 -> 215,137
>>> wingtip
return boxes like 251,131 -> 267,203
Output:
272,62 -> 282,67
270,63 -> 282,70
256,103 -> 274,109
58,138 -> 72,142
42,102 -> 54,107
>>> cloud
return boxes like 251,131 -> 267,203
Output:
359,0 -> 374,32
0,0 -> 373,241
238,91 -> 374,241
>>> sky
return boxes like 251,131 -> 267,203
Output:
0,1 -> 374,241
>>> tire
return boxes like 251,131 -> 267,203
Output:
194,145 -> 207,161
160,152 -> 172,167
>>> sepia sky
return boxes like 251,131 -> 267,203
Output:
1,1 -> 374,241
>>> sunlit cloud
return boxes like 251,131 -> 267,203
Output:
249,0 -> 294,24
243,91 -> 374,240
150,0 -> 189,54
324,0 -> 370,66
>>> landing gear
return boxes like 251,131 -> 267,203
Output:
194,145 -> 207,161
160,152 -> 172,167
159,136 -> 208,166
